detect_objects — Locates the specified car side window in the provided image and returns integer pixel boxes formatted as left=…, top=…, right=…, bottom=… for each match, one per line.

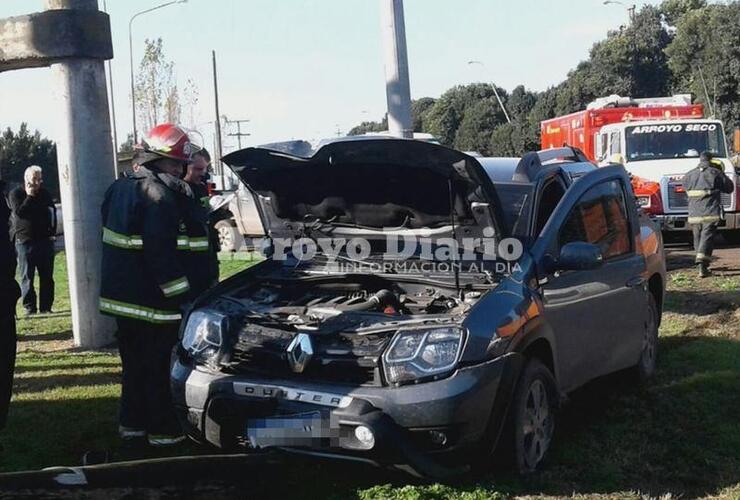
left=535, top=178, right=566, bottom=236
left=559, top=180, right=632, bottom=259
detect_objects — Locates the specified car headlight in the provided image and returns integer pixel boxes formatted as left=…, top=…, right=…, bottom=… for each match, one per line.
left=182, top=309, right=227, bottom=367
left=382, top=326, right=465, bottom=385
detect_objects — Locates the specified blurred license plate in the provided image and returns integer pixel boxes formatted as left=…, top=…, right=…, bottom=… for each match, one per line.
left=246, top=412, right=328, bottom=448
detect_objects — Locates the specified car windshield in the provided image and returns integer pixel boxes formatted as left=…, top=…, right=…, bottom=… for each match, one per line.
left=625, top=122, right=727, bottom=162
left=494, top=182, right=533, bottom=238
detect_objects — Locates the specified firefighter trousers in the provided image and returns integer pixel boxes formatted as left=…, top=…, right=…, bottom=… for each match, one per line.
left=692, top=222, right=718, bottom=263
left=116, top=318, right=181, bottom=436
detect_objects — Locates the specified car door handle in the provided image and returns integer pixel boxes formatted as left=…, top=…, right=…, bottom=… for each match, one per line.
left=626, top=276, right=645, bottom=288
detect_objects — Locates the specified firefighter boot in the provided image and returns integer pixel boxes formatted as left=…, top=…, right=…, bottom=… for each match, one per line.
left=698, top=262, right=712, bottom=278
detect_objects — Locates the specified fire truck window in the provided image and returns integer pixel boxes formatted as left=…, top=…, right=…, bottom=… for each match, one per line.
left=559, top=180, right=631, bottom=260
left=596, top=133, right=608, bottom=161
left=535, top=179, right=565, bottom=236
left=609, top=131, right=622, bottom=155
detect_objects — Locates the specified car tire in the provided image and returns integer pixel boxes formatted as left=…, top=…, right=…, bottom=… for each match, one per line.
left=631, top=293, right=659, bottom=382
left=509, top=358, right=557, bottom=475
left=215, top=219, right=239, bottom=252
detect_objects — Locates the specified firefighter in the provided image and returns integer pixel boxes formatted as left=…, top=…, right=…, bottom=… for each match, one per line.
left=100, top=124, right=210, bottom=446
left=0, top=177, right=20, bottom=432
left=184, top=148, right=219, bottom=286
left=681, top=151, right=735, bottom=277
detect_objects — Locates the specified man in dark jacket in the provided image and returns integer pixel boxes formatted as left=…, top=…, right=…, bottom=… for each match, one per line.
left=681, top=151, right=735, bottom=277
left=9, top=166, right=56, bottom=315
left=100, top=124, right=211, bottom=446
left=0, top=178, right=21, bottom=430
left=184, top=148, right=219, bottom=286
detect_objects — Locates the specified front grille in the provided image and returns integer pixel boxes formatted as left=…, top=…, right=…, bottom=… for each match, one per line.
left=665, top=180, right=733, bottom=211
left=225, top=321, right=389, bottom=387
left=666, top=182, right=688, bottom=210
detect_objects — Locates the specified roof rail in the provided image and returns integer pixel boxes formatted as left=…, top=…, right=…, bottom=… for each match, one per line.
left=512, top=146, right=591, bottom=182
left=537, top=146, right=590, bottom=164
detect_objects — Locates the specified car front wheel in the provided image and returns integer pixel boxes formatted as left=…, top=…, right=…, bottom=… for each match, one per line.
left=632, top=293, right=659, bottom=381
left=511, top=358, right=557, bottom=474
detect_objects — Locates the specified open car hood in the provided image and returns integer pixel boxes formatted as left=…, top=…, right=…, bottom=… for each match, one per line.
left=222, top=138, right=503, bottom=242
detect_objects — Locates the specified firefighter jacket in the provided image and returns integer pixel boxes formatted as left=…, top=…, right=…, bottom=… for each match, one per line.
left=0, top=182, right=20, bottom=317
left=681, top=159, right=735, bottom=225
left=99, top=167, right=211, bottom=324
left=187, top=181, right=220, bottom=286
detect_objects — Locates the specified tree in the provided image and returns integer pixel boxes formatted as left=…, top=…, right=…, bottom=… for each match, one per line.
left=660, top=0, right=707, bottom=26
left=347, top=98, right=436, bottom=137
left=410, top=97, right=436, bottom=132
left=134, top=38, right=181, bottom=133
left=182, top=78, right=200, bottom=130
left=119, top=134, right=135, bottom=154
left=551, top=5, right=674, bottom=116
left=666, top=2, right=740, bottom=147
left=0, top=124, right=58, bottom=199
left=424, top=83, right=508, bottom=150
left=345, top=1, right=738, bottom=156
left=348, top=115, right=388, bottom=136
left=507, top=86, right=538, bottom=120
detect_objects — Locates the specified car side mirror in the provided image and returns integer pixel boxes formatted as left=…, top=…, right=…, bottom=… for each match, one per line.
left=556, top=242, right=603, bottom=271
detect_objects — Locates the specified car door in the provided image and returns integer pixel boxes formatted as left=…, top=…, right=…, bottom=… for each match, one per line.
left=531, top=166, right=648, bottom=391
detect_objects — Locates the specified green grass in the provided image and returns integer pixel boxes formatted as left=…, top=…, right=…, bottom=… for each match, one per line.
left=3, top=251, right=739, bottom=499
left=2, top=252, right=258, bottom=472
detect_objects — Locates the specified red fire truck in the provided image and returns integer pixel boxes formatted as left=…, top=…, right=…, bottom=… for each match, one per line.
left=541, top=94, right=739, bottom=242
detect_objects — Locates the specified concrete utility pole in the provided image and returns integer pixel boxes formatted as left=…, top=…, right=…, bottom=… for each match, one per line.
left=44, top=0, right=117, bottom=348
left=0, top=0, right=116, bottom=347
left=379, top=0, right=413, bottom=139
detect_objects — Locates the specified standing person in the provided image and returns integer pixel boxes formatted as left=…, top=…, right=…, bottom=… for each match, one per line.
left=682, top=151, right=735, bottom=277
left=0, top=176, right=19, bottom=427
left=100, top=124, right=210, bottom=446
left=0, top=177, right=21, bottom=431
left=9, top=166, right=56, bottom=316
left=184, top=148, right=219, bottom=286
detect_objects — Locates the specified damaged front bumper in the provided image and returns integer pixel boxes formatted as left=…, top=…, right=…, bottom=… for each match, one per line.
left=171, top=353, right=523, bottom=477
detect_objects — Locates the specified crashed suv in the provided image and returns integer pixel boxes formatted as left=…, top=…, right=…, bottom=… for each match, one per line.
left=171, top=139, right=666, bottom=476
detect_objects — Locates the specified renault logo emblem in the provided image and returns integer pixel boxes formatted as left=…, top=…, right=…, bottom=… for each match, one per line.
left=286, top=333, right=314, bottom=373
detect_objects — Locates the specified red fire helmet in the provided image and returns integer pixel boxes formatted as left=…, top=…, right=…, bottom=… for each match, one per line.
left=139, top=123, right=199, bottom=163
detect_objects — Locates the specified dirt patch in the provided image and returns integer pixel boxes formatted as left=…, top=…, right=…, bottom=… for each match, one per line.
left=666, top=241, right=740, bottom=276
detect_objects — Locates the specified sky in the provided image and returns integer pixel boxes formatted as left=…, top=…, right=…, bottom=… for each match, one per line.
left=0, top=0, right=662, bottom=154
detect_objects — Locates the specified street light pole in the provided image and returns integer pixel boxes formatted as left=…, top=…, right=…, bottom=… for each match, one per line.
left=603, top=0, right=635, bottom=25
left=128, top=0, right=187, bottom=143
left=467, top=60, right=511, bottom=124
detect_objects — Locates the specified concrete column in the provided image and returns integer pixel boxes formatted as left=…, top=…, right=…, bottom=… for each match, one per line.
left=46, top=0, right=116, bottom=347
left=380, top=0, right=413, bottom=139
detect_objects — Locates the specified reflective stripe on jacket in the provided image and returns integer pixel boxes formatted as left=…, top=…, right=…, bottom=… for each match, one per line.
left=681, top=160, right=735, bottom=224
left=99, top=167, right=211, bottom=324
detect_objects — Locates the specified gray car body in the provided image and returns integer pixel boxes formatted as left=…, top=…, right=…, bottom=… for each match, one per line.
left=170, top=140, right=666, bottom=476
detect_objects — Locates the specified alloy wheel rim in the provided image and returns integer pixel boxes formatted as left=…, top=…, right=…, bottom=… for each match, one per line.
left=522, top=379, right=553, bottom=469
left=219, top=227, right=233, bottom=248
left=642, top=304, right=657, bottom=370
